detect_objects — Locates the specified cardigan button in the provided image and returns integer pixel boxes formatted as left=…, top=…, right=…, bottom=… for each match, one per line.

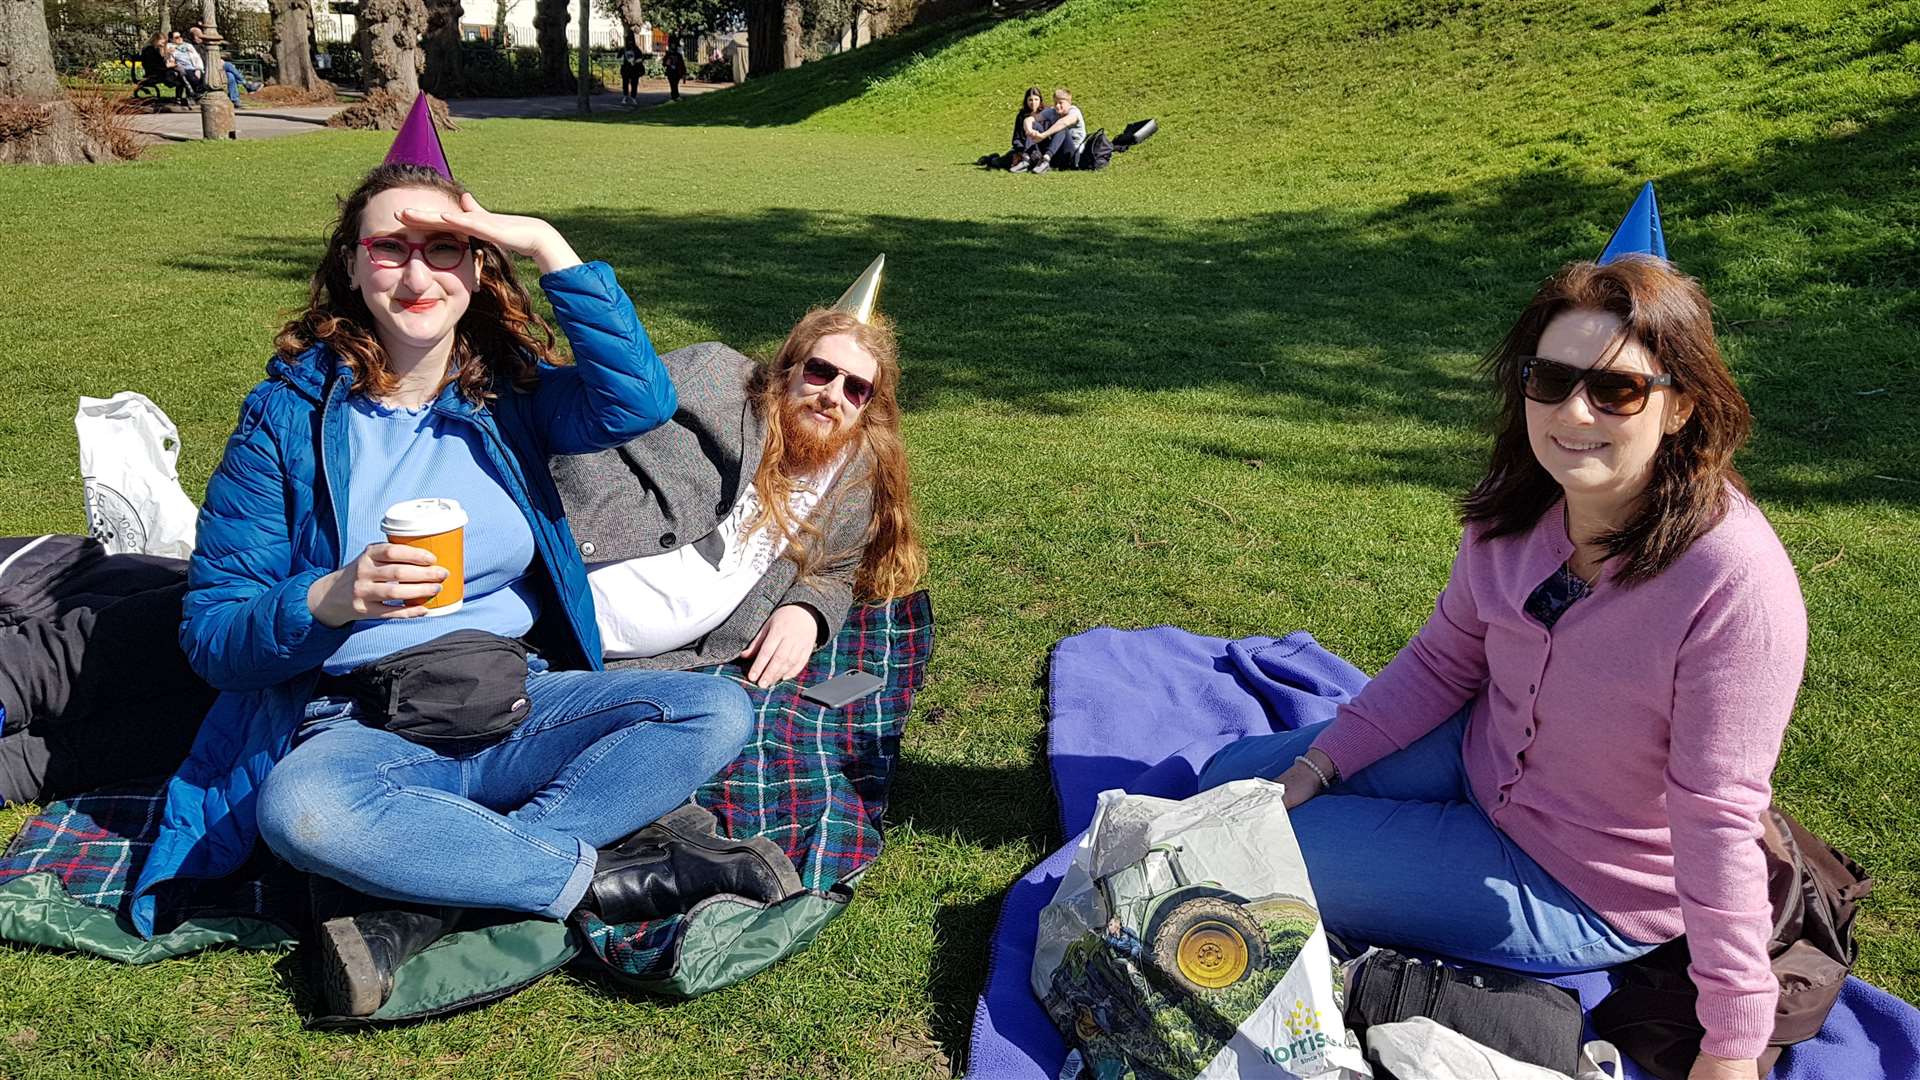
left=659, top=532, right=677, bottom=548
left=580, top=541, right=596, bottom=557
left=1528, top=684, right=1536, bottom=694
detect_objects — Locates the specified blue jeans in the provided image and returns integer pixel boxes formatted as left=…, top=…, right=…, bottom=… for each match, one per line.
left=1197, top=709, right=1657, bottom=973
left=223, top=62, right=241, bottom=105
left=256, top=662, right=753, bottom=919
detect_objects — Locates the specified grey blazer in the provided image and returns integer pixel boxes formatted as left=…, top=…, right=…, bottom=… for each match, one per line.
left=550, top=342, right=872, bottom=671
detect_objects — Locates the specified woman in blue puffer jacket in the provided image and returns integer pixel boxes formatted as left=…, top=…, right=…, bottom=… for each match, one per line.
left=131, top=164, right=764, bottom=1019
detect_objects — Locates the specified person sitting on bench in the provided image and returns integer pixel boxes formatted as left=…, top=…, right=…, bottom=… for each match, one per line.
left=133, top=34, right=171, bottom=100
left=168, top=31, right=205, bottom=100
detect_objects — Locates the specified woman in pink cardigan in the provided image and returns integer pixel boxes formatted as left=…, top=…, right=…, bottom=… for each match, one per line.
left=1199, top=256, right=1804, bottom=1080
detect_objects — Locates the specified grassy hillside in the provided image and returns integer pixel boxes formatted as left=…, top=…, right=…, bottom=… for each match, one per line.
left=0, top=0, right=1914, bottom=1076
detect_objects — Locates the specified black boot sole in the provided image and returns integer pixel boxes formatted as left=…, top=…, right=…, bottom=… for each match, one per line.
left=317, top=915, right=386, bottom=1018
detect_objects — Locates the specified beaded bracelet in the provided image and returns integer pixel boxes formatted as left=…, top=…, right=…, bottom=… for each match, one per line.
left=1294, top=754, right=1336, bottom=790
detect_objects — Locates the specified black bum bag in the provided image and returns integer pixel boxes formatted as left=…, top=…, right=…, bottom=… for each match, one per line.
left=326, top=629, right=533, bottom=750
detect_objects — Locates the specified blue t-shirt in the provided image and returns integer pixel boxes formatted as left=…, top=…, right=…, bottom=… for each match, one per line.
left=322, top=397, right=540, bottom=674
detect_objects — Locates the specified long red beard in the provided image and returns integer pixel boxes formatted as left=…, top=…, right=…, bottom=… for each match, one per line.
left=778, top=396, right=860, bottom=473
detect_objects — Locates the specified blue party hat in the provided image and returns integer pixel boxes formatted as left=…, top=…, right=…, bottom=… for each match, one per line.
left=1597, top=181, right=1666, bottom=264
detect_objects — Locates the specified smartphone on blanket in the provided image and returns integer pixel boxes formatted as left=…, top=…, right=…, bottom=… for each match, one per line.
left=801, top=670, right=884, bottom=709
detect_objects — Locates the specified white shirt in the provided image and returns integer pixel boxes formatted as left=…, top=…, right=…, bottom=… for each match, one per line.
left=590, top=457, right=844, bottom=659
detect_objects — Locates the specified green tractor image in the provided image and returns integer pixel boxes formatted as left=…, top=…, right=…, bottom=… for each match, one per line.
left=1095, top=842, right=1313, bottom=995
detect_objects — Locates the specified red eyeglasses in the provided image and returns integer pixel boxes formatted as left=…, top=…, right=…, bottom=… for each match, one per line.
left=801, top=358, right=875, bottom=408
left=358, top=234, right=471, bottom=271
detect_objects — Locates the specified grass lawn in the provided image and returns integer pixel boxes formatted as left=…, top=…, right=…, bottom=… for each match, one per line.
left=1, top=0, right=1915, bottom=1075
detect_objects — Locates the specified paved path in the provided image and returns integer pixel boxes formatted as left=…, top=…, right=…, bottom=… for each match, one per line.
left=125, top=82, right=725, bottom=145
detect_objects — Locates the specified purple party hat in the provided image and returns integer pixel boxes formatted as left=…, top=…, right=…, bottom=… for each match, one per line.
left=1597, top=181, right=1666, bottom=264
left=383, top=93, right=452, bottom=181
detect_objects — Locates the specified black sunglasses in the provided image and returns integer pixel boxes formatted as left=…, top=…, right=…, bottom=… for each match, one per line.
left=1519, top=356, right=1673, bottom=417
left=801, top=357, right=875, bottom=408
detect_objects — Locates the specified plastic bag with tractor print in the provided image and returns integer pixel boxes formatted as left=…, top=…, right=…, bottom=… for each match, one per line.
left=1032, top=780, right=1371, bottom=1080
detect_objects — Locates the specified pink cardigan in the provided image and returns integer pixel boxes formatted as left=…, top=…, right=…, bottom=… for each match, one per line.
left=1312, top=492, right=1806, bottom=1060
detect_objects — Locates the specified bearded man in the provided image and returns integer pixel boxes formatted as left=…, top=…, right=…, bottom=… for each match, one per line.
left=550, top=256, right=925, bottom=686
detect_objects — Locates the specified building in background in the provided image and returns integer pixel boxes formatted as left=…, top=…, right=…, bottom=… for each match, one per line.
left=316, top=0, right=622, bottom=48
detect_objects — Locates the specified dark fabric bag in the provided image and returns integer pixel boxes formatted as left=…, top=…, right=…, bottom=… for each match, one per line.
left=339, top=629, right=532, bottom=750
left=1590, top=806, right=1873, bottom=1080
left=1114, top=117, right=1158, bottom=149
left=1076, top=128, right=1115, bottom=171
left=0, top=534, right=187, bottom=626
left=1343, top=948, right=1585, bottom=1077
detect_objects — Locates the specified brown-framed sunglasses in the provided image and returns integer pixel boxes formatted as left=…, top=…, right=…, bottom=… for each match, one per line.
left=1519, top=356, right=1673, bottom=417
left=801, top=357, right=875, bottom=408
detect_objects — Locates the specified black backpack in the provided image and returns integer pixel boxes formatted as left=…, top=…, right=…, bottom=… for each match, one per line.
left=1077, top=128, right=1115, bottom=171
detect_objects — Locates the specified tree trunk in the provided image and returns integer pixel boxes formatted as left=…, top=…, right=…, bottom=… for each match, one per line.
left=360, top=0, right=425, bottom=98
left=532, top=0, right=571, bottom=91
left=780, top=0, right=801, bottom=67
left=267, top=0, right=323, bottom=90
left=613, top=0, right=642, bottom=42
left=746, top=0, right=782, bottom=76
left=420, top=0, right=463, bottom=96
left=1, top=0, right=118, bottom=163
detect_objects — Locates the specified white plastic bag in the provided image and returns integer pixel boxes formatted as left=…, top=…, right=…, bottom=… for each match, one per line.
left=74, top=392, right=199, bottom=559
left=1366, top=1017, right=1623, bottom=1080
left=1034, top=780, right=1371, bottom=1079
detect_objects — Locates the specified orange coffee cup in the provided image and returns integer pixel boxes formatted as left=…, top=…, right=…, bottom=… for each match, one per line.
left=381, top=497, right=467, bottom=615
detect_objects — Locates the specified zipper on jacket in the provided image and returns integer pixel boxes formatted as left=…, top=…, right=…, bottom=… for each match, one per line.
left=319, top=379, right=351, bottom=558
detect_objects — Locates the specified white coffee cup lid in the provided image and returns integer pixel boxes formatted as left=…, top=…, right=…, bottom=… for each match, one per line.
left=382, top=497, right=468, bottom=536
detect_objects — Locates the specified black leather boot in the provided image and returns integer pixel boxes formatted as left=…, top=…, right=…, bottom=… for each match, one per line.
left=582, top=804, right=803, bottom=925
left=314, top=906, right=456, bottom=1017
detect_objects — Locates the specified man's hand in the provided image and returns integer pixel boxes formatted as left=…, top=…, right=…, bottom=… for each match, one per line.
left=738, top=604, right=819, bottom=688
left=1688, top=1053, right=1760, bottom=1080
left=306, top=542, right=448, bottom=628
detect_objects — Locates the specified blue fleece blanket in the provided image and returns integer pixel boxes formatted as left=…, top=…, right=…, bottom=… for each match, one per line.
left=965, top=626, right=1920, bottom=1079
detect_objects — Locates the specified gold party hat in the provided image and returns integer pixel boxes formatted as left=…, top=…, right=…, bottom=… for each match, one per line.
left=831, top=254, right=885, bottom=324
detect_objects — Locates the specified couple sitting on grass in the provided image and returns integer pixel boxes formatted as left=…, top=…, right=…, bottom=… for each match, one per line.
left=7, top=97, right=1797, bottom=1079
left=1007, top=86, right=1088, bottom=172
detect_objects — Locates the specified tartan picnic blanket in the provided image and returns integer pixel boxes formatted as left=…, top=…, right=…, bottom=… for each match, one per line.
left=577, top=589, right=935, bottom=978
left=0, top=591, right=934, bottom=978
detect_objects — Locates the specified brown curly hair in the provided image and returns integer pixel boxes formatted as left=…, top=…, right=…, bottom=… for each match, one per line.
left=275, top=164, right=562, bottom=402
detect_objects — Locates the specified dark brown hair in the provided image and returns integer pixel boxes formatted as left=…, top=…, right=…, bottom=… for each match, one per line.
left=1460, top=256, right=1752, bottom=583
left=276, top=164, right=561, bottom=403
left=747, top=308, right=926, bottom=600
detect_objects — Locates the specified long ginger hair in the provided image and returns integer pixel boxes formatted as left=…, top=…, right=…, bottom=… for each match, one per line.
left=747, top=309, right=926, bottom=600
left=276, top=164, right=561, bottom=402
left=1461, top=256, right=1753, bottom=583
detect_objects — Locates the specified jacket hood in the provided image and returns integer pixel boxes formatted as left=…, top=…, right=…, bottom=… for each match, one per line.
left=265, top=342, right=340, bottom=404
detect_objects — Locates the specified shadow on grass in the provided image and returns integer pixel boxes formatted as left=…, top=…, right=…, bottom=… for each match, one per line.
left=175, top=93, right=1916, bottom=513
left=525, top=98, right=1916, bottom=506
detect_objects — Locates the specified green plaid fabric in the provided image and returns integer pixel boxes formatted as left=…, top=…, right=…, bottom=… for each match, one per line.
left=0, top=592, right=933, bottom=985
left=576, top=591, right=934, bottom=979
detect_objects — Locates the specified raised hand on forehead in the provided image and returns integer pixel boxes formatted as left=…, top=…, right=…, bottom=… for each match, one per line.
left=399, top=193, right=582, bottom=275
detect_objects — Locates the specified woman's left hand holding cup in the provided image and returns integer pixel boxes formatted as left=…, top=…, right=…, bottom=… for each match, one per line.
left=399, top=193, right=582, bottom=276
